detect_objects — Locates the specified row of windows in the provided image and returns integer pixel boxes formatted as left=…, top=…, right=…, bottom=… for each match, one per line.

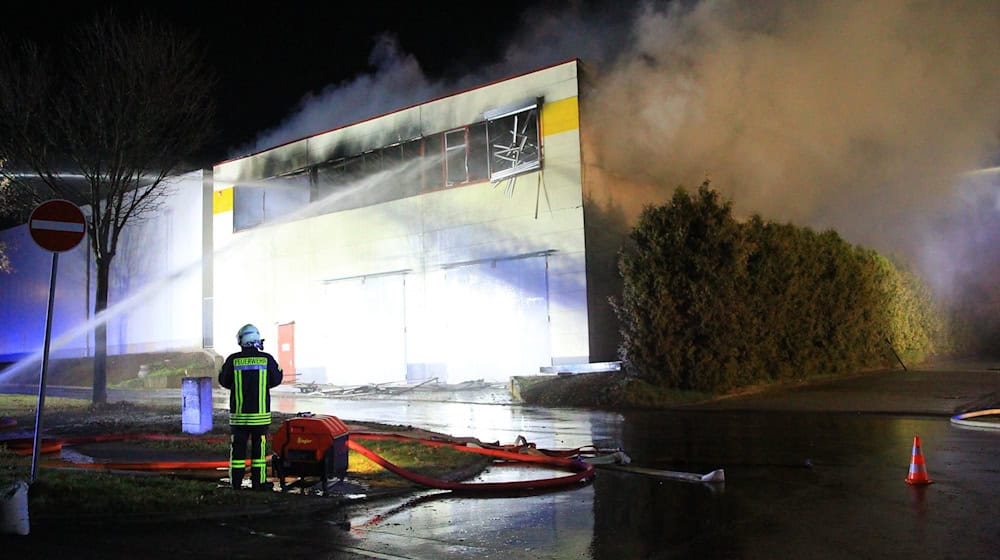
left=234, top=103, right=541, bottom=231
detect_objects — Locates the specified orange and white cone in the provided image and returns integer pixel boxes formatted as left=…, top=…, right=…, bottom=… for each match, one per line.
left=905, top=435, right=933, bottom=485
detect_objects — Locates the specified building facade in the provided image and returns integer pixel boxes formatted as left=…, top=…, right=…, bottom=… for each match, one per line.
left=211, top=59, right=594, bottom=385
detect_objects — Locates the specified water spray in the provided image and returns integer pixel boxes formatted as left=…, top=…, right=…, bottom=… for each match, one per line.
left=0, top=154, right=443, bottom=389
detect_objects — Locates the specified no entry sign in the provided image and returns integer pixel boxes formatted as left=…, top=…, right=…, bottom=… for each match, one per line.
left=29, top=199, right=86, bottom=252
left=27, top=199, right=87, bottom=481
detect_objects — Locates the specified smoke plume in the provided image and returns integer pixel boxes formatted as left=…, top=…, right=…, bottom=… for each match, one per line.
left=246, top=0, right=1000, bottom=347
left=587, top=1, right=1000, bottom=259
left=245, top=35, right=442, bottom=153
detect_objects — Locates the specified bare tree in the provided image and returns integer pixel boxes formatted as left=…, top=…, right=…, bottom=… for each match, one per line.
left=0, top=160, right=11, bottom=273
left=0, top=12, right=216, bottom=403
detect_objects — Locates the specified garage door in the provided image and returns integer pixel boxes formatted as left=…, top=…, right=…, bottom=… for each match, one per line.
left=431, top=255, right=550, bottom=382
left=322, top=273, right=406, bottom=385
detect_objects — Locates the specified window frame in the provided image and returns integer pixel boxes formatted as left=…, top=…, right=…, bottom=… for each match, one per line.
left=484, top=98, right=542, bottom=182
left=232, top=101, right=544, bottom=232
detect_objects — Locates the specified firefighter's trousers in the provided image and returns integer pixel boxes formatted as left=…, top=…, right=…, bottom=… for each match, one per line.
left=230, top=424, right=269, bottom=488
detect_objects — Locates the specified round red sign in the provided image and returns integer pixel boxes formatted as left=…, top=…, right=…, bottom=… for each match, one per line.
left=29, top=199, right=86, bottom=252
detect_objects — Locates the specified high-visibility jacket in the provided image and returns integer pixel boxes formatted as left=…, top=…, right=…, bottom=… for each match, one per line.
left=218, top=348, right=283, bottom=426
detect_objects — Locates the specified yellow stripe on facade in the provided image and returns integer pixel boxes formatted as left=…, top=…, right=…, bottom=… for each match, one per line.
left=213, top=187, right=234, bottom=214
left=542, top=96, right=579, bottom=136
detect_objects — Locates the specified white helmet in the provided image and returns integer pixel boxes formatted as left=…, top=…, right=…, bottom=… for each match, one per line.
left=237, top=324, right=262, bottom=348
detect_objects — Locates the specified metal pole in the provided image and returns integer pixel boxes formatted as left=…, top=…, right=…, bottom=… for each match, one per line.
left=30, top=252, right=59, bottom=483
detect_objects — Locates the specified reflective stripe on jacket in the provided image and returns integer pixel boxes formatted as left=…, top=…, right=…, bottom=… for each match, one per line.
left=218, top=349, right=283, bottom=426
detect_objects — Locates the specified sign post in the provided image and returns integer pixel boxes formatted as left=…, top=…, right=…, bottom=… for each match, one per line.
left=27, top=200, right=86, bottom=483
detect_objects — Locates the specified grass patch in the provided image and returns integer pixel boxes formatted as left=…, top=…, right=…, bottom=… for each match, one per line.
left=619, top=378, right=714, bottom=408
left=30, top=471, right=283, bottom=514
left=0, top=395, right=492, bottom=517
left=1, top=394, right=91, bottom=415
left=348, top=439, right=491, bottom=486
left=2, top=452, right=286, bottom=516
left=112, top=356, right=217, bottom=389
left=116, top=435, right=230, bottom=453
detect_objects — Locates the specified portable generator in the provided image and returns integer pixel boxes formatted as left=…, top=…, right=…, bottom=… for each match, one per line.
left=271, top=412, right=349, bottom=493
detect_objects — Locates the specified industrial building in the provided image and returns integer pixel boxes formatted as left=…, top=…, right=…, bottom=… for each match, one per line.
left=1, top=59, right=644, bottom=387
left=209, top=59, right=628, bottom=385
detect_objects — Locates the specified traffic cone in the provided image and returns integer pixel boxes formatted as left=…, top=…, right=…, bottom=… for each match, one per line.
left=905, top=435, right=933, bottom=485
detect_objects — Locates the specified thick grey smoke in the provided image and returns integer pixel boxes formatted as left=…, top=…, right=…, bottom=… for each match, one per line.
left=242, top=4, right=637, bottom=154
left=245, top=35, right=444, bottom=154
left=246, top=0, right=1000, bottom=300
left=585, top=0, right=1000, bottom=305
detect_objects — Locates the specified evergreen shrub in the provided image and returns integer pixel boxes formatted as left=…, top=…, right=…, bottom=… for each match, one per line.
left=613, top=182, right=943, bottom=392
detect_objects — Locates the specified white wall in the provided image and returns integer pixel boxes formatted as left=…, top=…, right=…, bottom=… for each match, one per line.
left=0, top=171, right=204, bottom=374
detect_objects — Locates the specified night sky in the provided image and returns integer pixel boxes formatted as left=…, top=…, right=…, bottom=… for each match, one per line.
left=1, top=0, right=572, bottom=165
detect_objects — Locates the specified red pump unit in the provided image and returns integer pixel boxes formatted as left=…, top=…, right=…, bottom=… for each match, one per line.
left=271, top=412, right=349, bottom=493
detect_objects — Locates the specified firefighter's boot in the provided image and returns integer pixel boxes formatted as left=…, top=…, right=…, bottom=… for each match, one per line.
left=230, top=467, right=245, bottom=489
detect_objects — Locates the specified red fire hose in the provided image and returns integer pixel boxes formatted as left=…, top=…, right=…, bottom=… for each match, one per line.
left=2, top=431, right=597, bottom=491
left=3, top=433, right=232, bottom=470
left=348, top=432, right=595, bottom=491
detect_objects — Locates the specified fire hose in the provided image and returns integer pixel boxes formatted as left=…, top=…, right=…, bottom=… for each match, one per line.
left=348, top=432, right=594, bottom=491
left=2, top=431, right=597, bottom=491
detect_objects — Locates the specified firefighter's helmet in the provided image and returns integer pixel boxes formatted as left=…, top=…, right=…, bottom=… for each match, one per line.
left=237, top=324, right=262, bottom=348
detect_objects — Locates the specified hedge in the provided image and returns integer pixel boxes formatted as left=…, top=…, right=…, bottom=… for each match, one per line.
left=613, top=183, right=945, bottom=393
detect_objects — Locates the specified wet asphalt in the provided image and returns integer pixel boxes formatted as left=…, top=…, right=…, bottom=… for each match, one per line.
left=3, top=361, right=1000, bottom=559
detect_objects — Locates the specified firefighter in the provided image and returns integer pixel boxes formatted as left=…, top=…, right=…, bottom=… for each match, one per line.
left=218, top=324, right=283, bottom=490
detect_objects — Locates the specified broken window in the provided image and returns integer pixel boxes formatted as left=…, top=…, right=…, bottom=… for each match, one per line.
left=422, top=132, right=444, bottom=190
left=233, top=103, right=542, bottom=232
left=233, top=185, right=264, bottom=231
left=468, top=122, right=489, bottom=181
left=485, top=100, right=541, bottom=182
left=445, top=128, right=468, bottom=186
left=399, top=139, right=424, bottom=197
left=233, top=172, right=310, bottom=231
left=363, top=150, right=382, bottom=175
left=444, top=124, right=489, bottom=186
left=312, top=157, right=370, bottom=213
left=263, top=172, right=311, bottom=223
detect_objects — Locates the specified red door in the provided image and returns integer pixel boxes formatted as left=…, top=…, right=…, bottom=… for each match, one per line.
left=277, top=322, right=296, bottom=384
